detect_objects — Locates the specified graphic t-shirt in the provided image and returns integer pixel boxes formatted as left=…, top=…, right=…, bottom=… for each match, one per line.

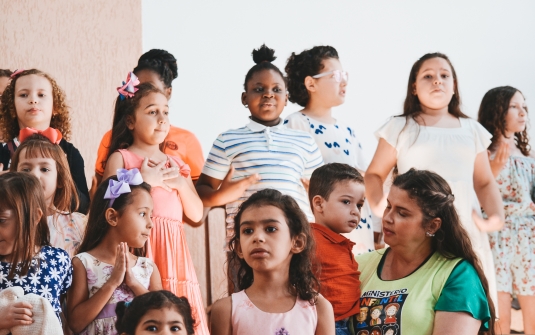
left=355, top=249, right=490, bottom=335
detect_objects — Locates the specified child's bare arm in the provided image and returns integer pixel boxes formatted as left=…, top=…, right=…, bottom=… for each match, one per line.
left=315, top=295, right=335, bottom=335
left=195, top=167, right=260, bottom=207
left=210, top=296, right=232, bottom=335
left=101, top=152, right=125, bottom=181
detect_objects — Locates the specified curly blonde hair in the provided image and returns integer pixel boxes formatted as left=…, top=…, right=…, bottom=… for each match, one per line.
left=0, top=69, right=71, bottom=141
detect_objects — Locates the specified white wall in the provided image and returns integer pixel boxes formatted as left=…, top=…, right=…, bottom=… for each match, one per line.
left=142, top=0, right=535, bottom=161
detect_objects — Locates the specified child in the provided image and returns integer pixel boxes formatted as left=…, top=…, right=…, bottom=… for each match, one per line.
left=309, top=163, right=364, bottom=335
left=0, top=172, right=72, bottom=325
left=210, top=189, right=334, bottom=335
left=285, top=46, right=375, bottom=254
left=94, top=49, right=204, bottom=186
left=478, top=86, right=535, bottom=334
left=10, top=132, right=86, bottom=258
left=67, top=171, right=163, bottom=334
left=0, top=69, right=90, bottom=213
left=115, top=290, right=195, bottom=335
left=196, top=44, right=323, bottom=239
left=364, top=52, right=504, bottom=308
left=102, top=78, right=208, bottom=335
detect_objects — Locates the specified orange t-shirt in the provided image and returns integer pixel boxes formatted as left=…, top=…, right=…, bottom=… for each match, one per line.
left=312, top=223, right=361, bottom=321
left=95, top=126, right=205, bottom=180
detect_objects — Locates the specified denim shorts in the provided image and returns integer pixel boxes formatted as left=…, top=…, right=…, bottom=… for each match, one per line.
left=335, top=318, right=350, bottom=335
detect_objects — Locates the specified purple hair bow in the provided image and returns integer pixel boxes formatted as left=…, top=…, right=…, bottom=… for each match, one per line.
left=104, top=168, right=143, bottom=207
left=117, top=72, right=140, bottom=100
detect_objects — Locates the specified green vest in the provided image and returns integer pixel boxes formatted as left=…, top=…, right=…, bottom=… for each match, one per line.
left=355, top=250, right=461, bottom=335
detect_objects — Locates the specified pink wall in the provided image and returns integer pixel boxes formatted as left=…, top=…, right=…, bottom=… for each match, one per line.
left=0, top=0, right=142, bottom=184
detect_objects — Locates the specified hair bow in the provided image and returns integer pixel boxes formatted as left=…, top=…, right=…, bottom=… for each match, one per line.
left=117, top=72, right=140, bottom=100
left=104, top=168, right=144, bottom=207
left=10, top=69, right=24, bottom=79
left=19, top=127, right=63, bottom=144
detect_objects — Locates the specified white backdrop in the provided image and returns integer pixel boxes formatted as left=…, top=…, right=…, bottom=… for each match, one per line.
left=142, top=0, right=535, bottom=161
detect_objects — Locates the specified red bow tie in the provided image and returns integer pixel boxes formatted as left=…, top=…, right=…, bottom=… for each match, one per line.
left=19, top=127, right=63, bottom=144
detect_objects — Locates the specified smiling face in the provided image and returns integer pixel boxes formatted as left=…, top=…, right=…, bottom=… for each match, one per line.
left=129, top=92, right=169, bottom=146
left=0, top=208, right=18, bottom=259
left=237, top=205, right=298, bottom=273
left=242, top=69, right=287, bottom=126
left=14, top=74, right=54, bottom=131
left=413, top=57, right=455, bottom=113
left=505, top=91, right=528, bottom=135
left=16, top=149, right=58, bottom=210
left=114, top=189, right=154, bottom=248
left=314, top=180, right=365, bottom=234
left=309, top=57, right=347, bottom=108
left=134, top=307, right=188, bottom=335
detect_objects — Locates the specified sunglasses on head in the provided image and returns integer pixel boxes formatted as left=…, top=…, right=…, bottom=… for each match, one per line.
left=312, top=70, right=349, bottom=83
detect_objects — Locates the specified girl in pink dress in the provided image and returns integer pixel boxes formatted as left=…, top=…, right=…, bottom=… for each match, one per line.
left=102, top=74, right=207, bottom=334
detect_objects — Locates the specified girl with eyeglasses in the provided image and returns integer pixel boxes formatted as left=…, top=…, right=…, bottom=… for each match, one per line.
left=285, top=46, right=376, bottom=258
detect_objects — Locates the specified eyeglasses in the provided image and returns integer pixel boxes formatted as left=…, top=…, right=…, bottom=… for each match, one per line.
left=312, top=70, right=349, bottom=83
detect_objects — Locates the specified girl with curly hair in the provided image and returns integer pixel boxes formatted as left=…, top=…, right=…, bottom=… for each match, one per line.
left=0, top=69, right=89, bottom=213
left=478, top=86, right=535, bottom=334
left=210, top=189, right=334, bottom=335
left=285, top=46, right=375, bottom=255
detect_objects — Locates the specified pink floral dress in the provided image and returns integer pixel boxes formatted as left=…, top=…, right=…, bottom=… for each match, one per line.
left=489, top=155, right=535, bottom=295
left=47, top=211, right=86, bottom=258
left=75, top=252, right=154, bottom=335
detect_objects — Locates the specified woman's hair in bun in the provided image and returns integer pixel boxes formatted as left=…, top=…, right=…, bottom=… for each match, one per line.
left=243, top=44, right=285, bottom=90
left=134, top=49, right=178, bottom=88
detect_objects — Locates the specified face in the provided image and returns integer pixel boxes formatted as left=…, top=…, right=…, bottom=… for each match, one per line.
left=314, top=181, right=365, bottom=234
left=357, top=308, right=368, bottom=321
left=16, top=149, right=58, bottom=209
left=132, top=307, right=188, bottom=335
left=386, top=306, right=397, bottom=316
left=0, top=209, right=17, bottom=259
left=14, top=75, right=54, bottom=131
left=136, top=69, right=172, bottom=100
left=237, top=205, right=300, bottom=273
left=129, top=92, right=169, bottom=146
left=413, top=57, right=455, bottom=112
left=115, top=189, right=154, bottom=248
left=242, top=69, right=287, bottom=126
left=382, top=186, right=428, bottom=248
left=310, top=58, right=347, bottom=107
left=0, top=76, right=10, bottom=96
left=504, top=91, right=527, bottom=135
left=371, top=309, right=381, bottom=318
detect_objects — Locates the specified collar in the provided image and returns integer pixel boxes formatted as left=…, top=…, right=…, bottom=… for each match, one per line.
left=311, top=223, right=354, bottom=246
left=245, top=117, right=285, bottom=132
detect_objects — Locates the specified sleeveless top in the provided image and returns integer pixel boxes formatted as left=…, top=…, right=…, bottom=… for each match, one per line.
left=356, top=250, right=461, bottom=335
left=231, top=290, right=318, bottom=335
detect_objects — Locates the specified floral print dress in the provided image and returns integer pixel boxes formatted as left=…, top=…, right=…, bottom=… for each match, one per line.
left=75, top=252, right=154, bottom=335
left=489, top=155, right=535, bottom=295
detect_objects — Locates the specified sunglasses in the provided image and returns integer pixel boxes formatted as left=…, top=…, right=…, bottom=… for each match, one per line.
left=312, top=70, right=349, bottom=83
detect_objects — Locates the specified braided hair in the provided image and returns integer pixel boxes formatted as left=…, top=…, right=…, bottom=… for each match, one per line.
left=134, top=49, right=178, bottom=89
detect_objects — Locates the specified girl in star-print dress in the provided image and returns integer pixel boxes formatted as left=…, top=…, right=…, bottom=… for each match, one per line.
left=0, top=172, right=72, bottom=325
left=285, top=45, right=376, bottom=256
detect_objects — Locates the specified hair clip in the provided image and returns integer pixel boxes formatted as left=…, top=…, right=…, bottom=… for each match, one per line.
left=104, top=168, right=143, bottom=207
left=117, top=72, right=140, bottom=100
left=10, top=69, right=24, bottom=79
left=124, top=302, right=131, bottom=308
left=19, top=127, right=63, bottom=144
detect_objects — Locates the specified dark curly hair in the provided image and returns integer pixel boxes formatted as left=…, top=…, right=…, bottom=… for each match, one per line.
left=402, top=52, right=468, bottom=120
left=105, top=82, right=165, bottom=167
left=243, top=44, right=285, bottom=91
left=393, top=169, right=495, bottom=335
left=477, top=86, right=529, bottom=156
left=285, top=46, right=339, bottom=107
left=229, top=188, right=320, bottom=304
left=0, top=69, right=12, bottom=78
left=0, top=69, right=72, bottom=141
left=116, top=290, right=195, bottom=335
left=134, top=49, right=178, bottom=89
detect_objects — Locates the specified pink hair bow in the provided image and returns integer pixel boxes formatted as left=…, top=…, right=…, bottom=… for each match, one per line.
left=19, top=127, right=63, bottom=144
left=117, top=72, right=140, bottom=100
left=10, top=69, right=24, bottom=79
left=104, top=168, right=144, bottom=207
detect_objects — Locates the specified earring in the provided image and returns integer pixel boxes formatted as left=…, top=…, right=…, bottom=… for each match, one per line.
left=244, top=104, right=248, bottom=108
left=426, top=231, right=435, bottom=237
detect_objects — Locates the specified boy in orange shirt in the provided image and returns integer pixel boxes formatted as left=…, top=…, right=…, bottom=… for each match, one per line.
left=309, top=163, right=364, bottom=335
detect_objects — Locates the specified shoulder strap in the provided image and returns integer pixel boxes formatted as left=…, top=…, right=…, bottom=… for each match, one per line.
left=6, top=141, right=16, bottom=158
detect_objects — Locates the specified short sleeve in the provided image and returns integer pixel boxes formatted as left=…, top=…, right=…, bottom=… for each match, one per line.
left=201, top=134, right=232, bottom=180
left=182, top=133, right=205, bottom=181
left=470, top=119, right=492, bottom=153
left=303, top=135, right=324, bottom=179
left=95, top=130, right=112, bottom=175
left=284, top=112, right=311, bottom=133
left=435, top=260, right=491, bottom=330
left=59, top=249, right=73, bottom=295
left=374, top=116, right=407, bottom=149
left=169, top=155, right=191, bottom=178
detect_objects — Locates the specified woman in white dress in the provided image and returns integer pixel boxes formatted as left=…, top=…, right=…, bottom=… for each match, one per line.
left=364, top=53, right=504, bottom=308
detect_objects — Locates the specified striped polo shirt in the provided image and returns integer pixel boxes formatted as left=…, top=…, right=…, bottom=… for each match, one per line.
left=202, top=118, right=323, bottom=232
